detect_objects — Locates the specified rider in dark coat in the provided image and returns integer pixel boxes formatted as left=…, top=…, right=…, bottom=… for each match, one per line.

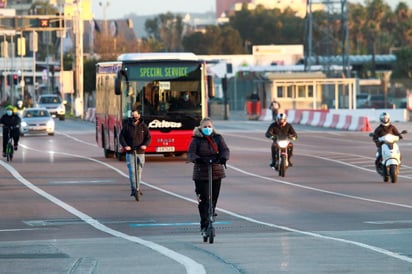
left=0, top=105, right=21, bottom=156
left=372, top=112, right=402, bottom=168
left=265, top=112, right=297, bottom=168
left=119, top=109, right=151, bottom=199
left=187, top=117, right=230, bottom=235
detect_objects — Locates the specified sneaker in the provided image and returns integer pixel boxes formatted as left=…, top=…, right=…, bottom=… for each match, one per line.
left=200, top=228, right=207, bottom=237
left=134, top=190, right=140, bottom=202
left=269, top=162, right=275, bottom=168
left=14, top=145, right=18, bottom=151
left=130, top=189, right=136, bottom=196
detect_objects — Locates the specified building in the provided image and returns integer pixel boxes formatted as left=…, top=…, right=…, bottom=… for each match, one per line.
left=217, top=0, right=323, bottom=19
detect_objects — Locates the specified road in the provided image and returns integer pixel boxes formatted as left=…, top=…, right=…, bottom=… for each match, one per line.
left=1, top=119, right=412, bottom=273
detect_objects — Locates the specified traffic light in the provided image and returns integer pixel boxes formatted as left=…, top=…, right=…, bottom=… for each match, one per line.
left=38, top=18, right=50, bottom=28
left=17, top=37, right=26, bottom=56
left=13, top=75, right=18, bottom=85
left=54, top=13, right=64, bottom=28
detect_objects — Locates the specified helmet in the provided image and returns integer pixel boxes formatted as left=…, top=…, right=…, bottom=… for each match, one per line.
left=277, top=113, right=287, bottom=123
left=380, top=112, right=390, bottom=126
left=5, top=105, right=14, bottom=111
left=17, top=100, right=23, bottom=108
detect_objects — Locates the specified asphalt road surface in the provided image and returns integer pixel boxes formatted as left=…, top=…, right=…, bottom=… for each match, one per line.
left=1, top=118, right=412, bottom=273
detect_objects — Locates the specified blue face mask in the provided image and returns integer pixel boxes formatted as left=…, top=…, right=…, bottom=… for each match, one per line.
left=6, top=110, right=12, bottom=116
left=201, top=127, right=213, bottom=136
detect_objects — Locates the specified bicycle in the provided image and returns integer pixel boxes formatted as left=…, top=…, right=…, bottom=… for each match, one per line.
left=4, top=126, right=15, bottom=162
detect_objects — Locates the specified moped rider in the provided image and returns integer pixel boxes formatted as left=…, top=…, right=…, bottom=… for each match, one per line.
left=265, top=113, right=297, bottom=168
left=372, top=112, right=402, bottom=170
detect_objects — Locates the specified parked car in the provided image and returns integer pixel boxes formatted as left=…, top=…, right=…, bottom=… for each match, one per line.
left=358, top=94, right=386, bottom=108
left=36, top=94, right=66, bottom=120
left=20, top=108, right=55, bottom=136
left=356, top=93, right=369, bottom=108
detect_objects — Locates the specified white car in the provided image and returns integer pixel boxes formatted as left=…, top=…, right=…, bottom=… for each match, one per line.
left=20, top=108, right=55, bottom=136
left=37, top=94, right=66, bottom=120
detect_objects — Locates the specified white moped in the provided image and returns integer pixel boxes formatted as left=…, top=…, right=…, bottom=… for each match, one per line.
left=370, top=130, right=407, bottom=183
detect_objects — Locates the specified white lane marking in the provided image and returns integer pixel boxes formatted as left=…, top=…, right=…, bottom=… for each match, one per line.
left=48, top=180, right=115, bottom=184
left=365, top=220, right=412, bottom=225
left=0, top=156, right=205, bottom=274
left=0, top=228, right=48, bottom=232
left=59, top=132, right=98, bottom=147
left=229, top=162, right=412, bottom=209
left=11, top=139, right=412, bottom=265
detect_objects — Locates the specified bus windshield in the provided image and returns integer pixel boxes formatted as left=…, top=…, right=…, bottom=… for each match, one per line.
left=120, top=61, right=203, bottom=127
left=123, top=80, right=201, bottom=117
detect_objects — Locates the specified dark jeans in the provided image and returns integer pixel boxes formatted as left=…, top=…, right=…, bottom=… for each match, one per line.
left=194, top=179, right=221, bottom=230
left=2, top=128, right=19, bottom=153
left=272, top=110, right=278, bottom=121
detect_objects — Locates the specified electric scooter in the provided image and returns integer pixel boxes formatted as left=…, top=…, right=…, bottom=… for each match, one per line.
left=133, top=149, right=142, bottom=201
left=203, top=159, right=215, bottom=244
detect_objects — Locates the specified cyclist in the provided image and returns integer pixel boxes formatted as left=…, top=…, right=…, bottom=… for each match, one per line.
left=0, top=105, right=21, bottom=157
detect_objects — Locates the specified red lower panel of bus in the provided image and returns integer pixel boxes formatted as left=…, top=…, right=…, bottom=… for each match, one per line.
left=146, top=130, right=193, bottom=154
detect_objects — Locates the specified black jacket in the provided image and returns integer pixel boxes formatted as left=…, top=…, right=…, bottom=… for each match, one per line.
left=373, top=124, right=402, bottom=146
left=187, top=127, right=230, bottom=181
left=0, top=114, right=21, bottom=131
left=265, top=122, right=297, bottom=140
left=119, top=117, right=151, bottom=154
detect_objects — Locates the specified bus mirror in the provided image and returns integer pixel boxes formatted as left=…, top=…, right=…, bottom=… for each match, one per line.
left=114, top=77, right=121, bottom=95
left=114, top=69, right=129, bottom=95
left=207, top=75, right=215, bottom=98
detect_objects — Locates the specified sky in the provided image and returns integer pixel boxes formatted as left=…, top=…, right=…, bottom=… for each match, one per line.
left=92, top=0, right=215, bottom=19
left=91, top=0, right=412, bottom=20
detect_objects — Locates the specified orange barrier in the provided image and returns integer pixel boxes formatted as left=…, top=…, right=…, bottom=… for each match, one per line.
left=285, top=109, right=372, bottom=132
left=245, top=100, right=261, bottom=120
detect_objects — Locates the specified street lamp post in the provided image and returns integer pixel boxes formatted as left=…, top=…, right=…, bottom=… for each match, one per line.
left=99, top=1, right=110, bottom=34
left=74, top=0, right=84, bottom=118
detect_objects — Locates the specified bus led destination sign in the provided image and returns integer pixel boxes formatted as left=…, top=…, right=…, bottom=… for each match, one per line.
left=139, top=67, right=188, bottom=78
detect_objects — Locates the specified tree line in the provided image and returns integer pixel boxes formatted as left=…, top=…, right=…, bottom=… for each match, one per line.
left=88, top=0, right=412, bottom=93
left=141, top=0, right=412, bottom=56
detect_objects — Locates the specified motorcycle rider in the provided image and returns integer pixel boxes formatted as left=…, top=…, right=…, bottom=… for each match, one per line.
left=265, top=113, right=297, bottom=168
left=15, top=100, right=25, bottom=117
left=372, top=112, right=403, bottom=170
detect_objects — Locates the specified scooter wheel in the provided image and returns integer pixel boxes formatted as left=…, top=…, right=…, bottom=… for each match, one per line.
left=209, top=234, right=214, bottom=244
left=208, top=227, right=215, bottom=244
